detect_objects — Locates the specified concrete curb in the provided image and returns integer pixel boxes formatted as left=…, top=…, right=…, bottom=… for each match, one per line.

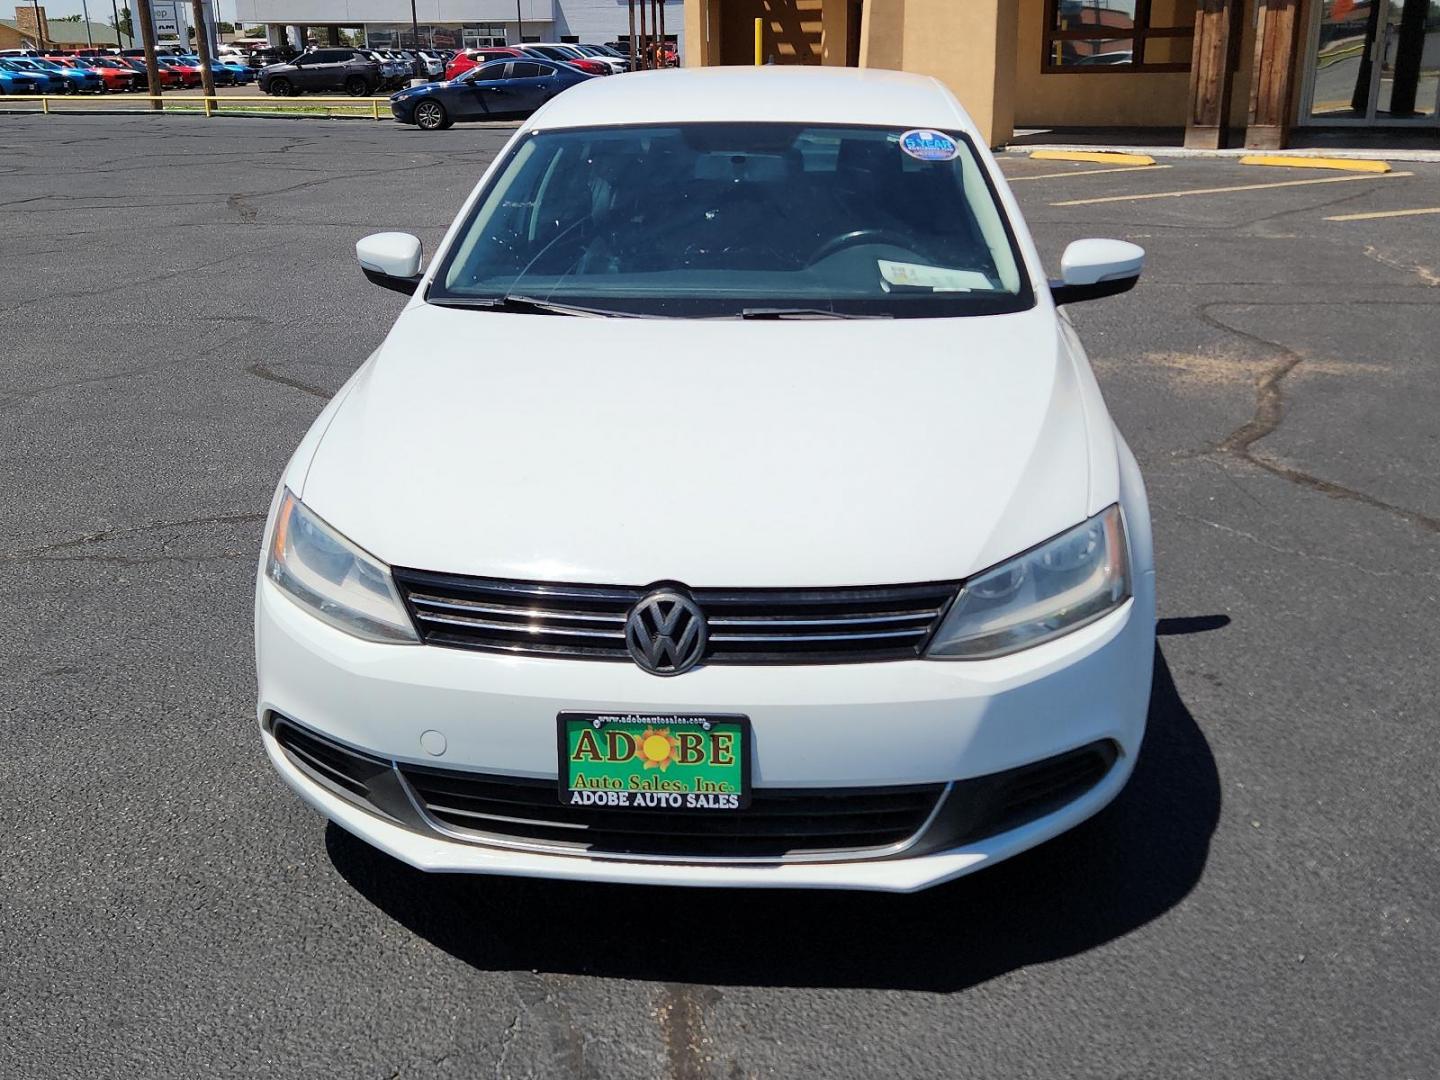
left=1004, top=143, right=1440, bottom=164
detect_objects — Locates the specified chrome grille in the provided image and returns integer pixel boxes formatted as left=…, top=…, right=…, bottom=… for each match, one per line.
left=391, top=569, right=959, bottom=665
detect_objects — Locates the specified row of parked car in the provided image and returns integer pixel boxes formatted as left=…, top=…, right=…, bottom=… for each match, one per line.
left=0, top=49, right=256, bottom=93
left=0, top=41, right=677, bottom=101
left=253, top=41, right=654, bottom=98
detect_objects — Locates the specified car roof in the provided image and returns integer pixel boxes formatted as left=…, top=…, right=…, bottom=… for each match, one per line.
left=532, top=67, right=976, bottom=135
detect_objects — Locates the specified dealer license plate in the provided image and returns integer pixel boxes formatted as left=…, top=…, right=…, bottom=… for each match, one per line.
left=557, top=712, right=750, bottom=811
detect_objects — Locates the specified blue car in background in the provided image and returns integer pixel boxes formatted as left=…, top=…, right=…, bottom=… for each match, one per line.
left=0, top=59, right=53, bottom=93
left=390, top=57, right=593, bottom=130
left=213, top=58, right=255, bottom=85
left=178, top=55, right=237, bottom=86
left=27, top=56, right=103, bottom=92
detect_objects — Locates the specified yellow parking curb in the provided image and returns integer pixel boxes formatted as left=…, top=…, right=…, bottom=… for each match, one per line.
left=1239, top=155, right=1391, bottom=173
left=1030, top=150, right=1157, bottom=167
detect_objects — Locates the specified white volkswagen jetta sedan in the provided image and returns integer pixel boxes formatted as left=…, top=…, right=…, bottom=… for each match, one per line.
left=256, top=67, right=1155, bottom=892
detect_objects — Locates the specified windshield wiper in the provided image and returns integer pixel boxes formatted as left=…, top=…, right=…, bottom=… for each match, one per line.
left=739, top=307, right=891, bottom=320
left=428, top=294, right=637, bottom=318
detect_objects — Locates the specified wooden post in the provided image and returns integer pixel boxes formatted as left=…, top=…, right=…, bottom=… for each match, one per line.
left=658, top=0, right=666, bottom=65
left=132, top=0, right=164, bottom=111
left=627, top=0, right=637, bottom=69
left=1183, top=0, right=1243, bottom=149
left=190, top=0, right=217, bottom=102
left=1245, top=0, right=1303, bottom=149
left=638, top=0, right=647, bottom=68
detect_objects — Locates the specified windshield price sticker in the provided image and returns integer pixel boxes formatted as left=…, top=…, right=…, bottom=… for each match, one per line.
left=899, top=129, right=961, bottom=161
left=557, top=712, right=751, bottom=811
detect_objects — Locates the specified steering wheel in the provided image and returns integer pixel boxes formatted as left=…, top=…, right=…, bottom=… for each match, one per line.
left=805, top=228, right=918, bottom=266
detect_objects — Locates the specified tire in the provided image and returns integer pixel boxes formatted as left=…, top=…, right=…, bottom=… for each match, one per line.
left=267, top=77, right=292, bottom=97
left=344, top=75, right=367, bottom=97
left=413, top=99, right=447, bottom=131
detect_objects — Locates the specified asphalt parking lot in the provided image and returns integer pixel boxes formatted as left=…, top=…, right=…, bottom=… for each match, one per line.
left=2, top=115, right=1438, bottom=1079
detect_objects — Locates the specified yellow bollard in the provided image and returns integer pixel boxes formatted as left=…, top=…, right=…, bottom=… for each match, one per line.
left=755, top=17, right=763, bottom=65
left=42, top=95, right=50, bottom=115
left=204, top=96, right=213, bottom=118
left=372, top=99, right=380, bottom=121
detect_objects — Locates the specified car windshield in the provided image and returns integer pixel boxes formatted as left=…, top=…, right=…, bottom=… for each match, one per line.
left=430, top=123, right=1031, bottom=319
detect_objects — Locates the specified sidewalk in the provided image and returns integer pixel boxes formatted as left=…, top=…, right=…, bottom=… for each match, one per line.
left=1005, top=126, right=1440, bottom=163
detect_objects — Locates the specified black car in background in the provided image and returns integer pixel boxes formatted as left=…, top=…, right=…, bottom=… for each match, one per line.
left=390, top=58, right=592, bottom=130
left=248, top=45, right=298, bottom=69
left=259, top=48, right=382, bottom=96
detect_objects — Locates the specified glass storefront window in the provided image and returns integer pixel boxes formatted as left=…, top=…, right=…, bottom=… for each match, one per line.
left=462, top=24, right=507, bottom=48
left=1044, top=0, right=1194, bottom=72
left=1305, top=0, right=1440, bottom=123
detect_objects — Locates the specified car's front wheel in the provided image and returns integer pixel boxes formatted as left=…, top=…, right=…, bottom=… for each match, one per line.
left=413, top=99, right=449, bottom=130
left=267, top=77, right=293, bottom=97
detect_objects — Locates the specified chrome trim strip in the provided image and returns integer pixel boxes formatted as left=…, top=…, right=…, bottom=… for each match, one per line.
left=414, top=611, right=626, bottom=639
left=394, top=766, right=954, bottom=866
left=404, top=576, right=643, bottom=603
left=707, top=610, right=939, bottom=627
left=709, top=627, right=927, bottom=644
left=408, top=593, right=627, bottom=623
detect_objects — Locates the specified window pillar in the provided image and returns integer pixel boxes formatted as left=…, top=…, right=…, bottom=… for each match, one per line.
left=1184, top=0, right=1244, bottom=149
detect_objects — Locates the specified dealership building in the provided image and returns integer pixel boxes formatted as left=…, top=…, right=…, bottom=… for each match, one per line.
left=232, top=0, right=682, bottom=53
left=683, top=0, right=1440, bottom=149
left=233, top=1, right=1438, bottom=151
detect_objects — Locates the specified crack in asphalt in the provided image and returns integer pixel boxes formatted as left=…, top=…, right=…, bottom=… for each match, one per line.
left=1362, top=244, right=1440, bottom=287
left=1199, top=300, right=1440, bottom=534
left=1152, top=499, right=1440, bottom=580
left=5, top=510, right=267, bottom=561
left=246, top=362, right=333, bottom=400
left=657, top=984, right=717, bottom=1080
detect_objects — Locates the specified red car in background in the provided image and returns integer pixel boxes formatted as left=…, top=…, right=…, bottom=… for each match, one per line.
left=443, top=46, right=522, bottom=82
left=51, top=55, right=143, bottom=92
left=115, top=56, right=185, bottom=88
left=154, top=55, right=203, bottom=87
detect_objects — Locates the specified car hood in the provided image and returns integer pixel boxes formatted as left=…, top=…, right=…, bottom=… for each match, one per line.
left=301, top=302, right=1100, bottom=587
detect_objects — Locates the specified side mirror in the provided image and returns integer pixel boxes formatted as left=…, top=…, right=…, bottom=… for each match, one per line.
left=1050, top=239, right=1145, bottom=306
left=356, top=232, right=423, bottom=294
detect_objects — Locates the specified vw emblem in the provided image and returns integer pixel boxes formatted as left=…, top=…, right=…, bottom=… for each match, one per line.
left=625, top=588, right=708, bottom=676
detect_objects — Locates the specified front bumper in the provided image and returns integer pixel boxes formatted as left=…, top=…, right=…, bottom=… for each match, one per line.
left=256, top=564, right=1155, bottom=891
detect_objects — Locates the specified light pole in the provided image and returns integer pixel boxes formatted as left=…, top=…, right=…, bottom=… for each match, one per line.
left=514, top=0, right=523, bottom=45
left=29, top=0, right=43, bottom=48
left=409, top=0, right=421, bottom=80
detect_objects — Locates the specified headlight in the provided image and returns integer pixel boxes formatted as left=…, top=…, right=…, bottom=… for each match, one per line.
left=927, top=505, right=1130, bottom=660
left=265, top=489, right=418, bottom=644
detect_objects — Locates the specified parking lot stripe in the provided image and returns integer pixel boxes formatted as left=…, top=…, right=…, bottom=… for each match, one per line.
left=1239, top=154, right=1391, bottom=173
left=1008, top=164, right=1174, bottom=183
left=1050, top=171, right=1413, bottom=207
left=1324, top=206, right=1440, bottom=222
left=1029, top=150, right=1157, bottom=167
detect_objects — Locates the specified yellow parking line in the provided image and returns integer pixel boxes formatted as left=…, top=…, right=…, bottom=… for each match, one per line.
left=1030, top=150, right=1157, bottom=167
left=1325, top=206, right=1440, bottom=222
left=1240, top=154, right=1391, bottom=173
left=1008, top=164, right=1173, bottom=183
left=1051, top=170, right=1413, bottom=207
